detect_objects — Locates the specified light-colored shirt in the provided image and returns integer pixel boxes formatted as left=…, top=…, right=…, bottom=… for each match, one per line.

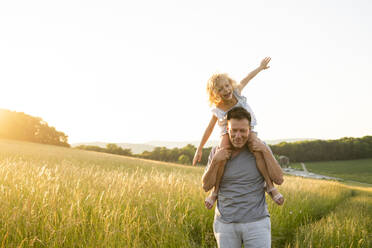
left=211, top=89, right=257, bottom=136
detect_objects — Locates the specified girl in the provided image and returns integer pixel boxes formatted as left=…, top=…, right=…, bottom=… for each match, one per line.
left=193, top=57, right=284, bottom=209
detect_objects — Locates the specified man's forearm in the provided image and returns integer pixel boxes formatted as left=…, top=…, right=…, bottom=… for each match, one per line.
left=202, top=158, right=219, bottom=192
left=262, top=148, right=284, bottom=185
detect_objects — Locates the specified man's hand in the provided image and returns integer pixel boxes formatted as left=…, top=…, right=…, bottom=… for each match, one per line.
left=193, top=149, right=202, bottom=166
left=259, top=57, right=271, bottom=70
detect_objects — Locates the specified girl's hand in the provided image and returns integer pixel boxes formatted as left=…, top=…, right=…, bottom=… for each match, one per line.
left=213, top=147, right=232, bottom=164
left=259, top=57, right=271, bottom=70
left=193, top=149, right=203, bottom=166
left=248, top=133, right=267, bottom=153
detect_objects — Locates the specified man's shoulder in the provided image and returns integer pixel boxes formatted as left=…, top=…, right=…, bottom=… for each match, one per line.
left=210, top=146, right=218, bottom=155
left=207, top=146, right=217, bottom=162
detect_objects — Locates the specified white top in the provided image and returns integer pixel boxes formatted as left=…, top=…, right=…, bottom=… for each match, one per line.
left=211, top=89, right=257, bottom=135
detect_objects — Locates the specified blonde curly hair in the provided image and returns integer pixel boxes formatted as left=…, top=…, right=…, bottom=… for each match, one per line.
left=206, top=73, right=237, bottom=106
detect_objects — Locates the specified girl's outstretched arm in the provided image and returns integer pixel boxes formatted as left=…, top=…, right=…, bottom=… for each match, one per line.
left=237, top=57, right=271, bottom=94
left=193, top=115, right=217, bottom=165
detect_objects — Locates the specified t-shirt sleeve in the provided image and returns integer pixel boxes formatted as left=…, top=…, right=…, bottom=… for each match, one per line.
left=204, top=147, right=217, bottom=172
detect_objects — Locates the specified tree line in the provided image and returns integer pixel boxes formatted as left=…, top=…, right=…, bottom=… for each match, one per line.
left=75, top=144, right=132, bottom=156
left=76, top=143, right=212, bottom=165
left=139, top=144, right=212, bottom=165
left=76, top=136, right=372, bottom=165
left=0, top=109, right=70, bottom=147
left=2, top=108, right=371, bottom=164
left=270, top=136, right=372, bottom=162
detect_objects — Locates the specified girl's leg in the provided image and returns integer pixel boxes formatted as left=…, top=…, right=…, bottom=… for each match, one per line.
left=249, top=133, right=284, bottom=206
left=205, top=134, right=231, bottom=209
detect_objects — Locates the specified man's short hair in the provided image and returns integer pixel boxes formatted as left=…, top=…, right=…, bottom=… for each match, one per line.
left=226, top=107, right=251, bottom=123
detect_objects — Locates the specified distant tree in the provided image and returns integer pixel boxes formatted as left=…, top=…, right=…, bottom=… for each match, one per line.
left=168, top=147, right=181, bottom=162
left=121, top=148, right=133, bottom=156
left=75, top=145, right=106, bottom=152
left=178, top=154, right=191, bottom=165
left=106, top=143, right=120, bottom=154
left=136, top=144, right=213, bottom=165
left=106, top=143, right=132, bottom=156
left=0, top=109, right=70, bottom=147
left=201, top=147, right=213, bottom=165
left=270, top=136, right=372, bottom=162
left=180, top=144, right=196, bottom=164
left=76, top=144, right=132, bottom=156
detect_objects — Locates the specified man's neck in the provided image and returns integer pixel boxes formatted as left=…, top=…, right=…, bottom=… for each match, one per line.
left=231, top=144, right=246, bottom=158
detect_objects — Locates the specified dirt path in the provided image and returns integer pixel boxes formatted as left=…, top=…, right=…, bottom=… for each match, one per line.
left=283, top=163, right=340, bottom=180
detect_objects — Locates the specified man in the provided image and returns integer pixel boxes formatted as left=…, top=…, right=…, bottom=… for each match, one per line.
left=202, top=107, right=284, bottom=248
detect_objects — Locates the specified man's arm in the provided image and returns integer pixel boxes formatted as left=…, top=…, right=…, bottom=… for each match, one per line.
left=202, top=147, right=231, bottom=192
left=261, top=145, right=284, bottom=185
left=249, top=137, right=284, bottom=185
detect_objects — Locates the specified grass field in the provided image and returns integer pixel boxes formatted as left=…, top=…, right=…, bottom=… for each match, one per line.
left=290, top=159, right=372, bottom=184
left=0, top=139, right=371, bottom=247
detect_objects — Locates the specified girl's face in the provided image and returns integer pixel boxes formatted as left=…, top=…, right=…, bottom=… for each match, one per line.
left=214, top=78, right=233, bottom=102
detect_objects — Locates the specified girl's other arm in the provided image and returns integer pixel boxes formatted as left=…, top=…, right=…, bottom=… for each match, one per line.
left=193, top=115, right=218, bottom=165
left=237, top=57, right=271, bottom=94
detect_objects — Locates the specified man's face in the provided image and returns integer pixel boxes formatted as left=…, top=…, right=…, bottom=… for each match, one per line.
left=228, top=118, right=250, bottom=148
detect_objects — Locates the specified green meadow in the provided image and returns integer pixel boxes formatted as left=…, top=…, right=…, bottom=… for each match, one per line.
left=290, top=159, right=372, bottom=184
left=0, top=139, right=371, bottom=247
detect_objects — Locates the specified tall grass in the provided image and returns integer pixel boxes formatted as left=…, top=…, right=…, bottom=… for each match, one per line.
left=287, top=193, right=372, bottom=248
left=0, top=139, right=371, bottom=247
left=268, top=176, right=352, bottom=246
left=0, top=155, right=212, bottom=247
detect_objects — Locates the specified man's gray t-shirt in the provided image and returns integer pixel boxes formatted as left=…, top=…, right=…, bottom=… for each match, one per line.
left=206, top=147, right=270, bottom=223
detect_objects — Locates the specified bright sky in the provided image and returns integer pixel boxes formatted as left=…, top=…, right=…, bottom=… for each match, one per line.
left=1, top=0, right=371, bottom=144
